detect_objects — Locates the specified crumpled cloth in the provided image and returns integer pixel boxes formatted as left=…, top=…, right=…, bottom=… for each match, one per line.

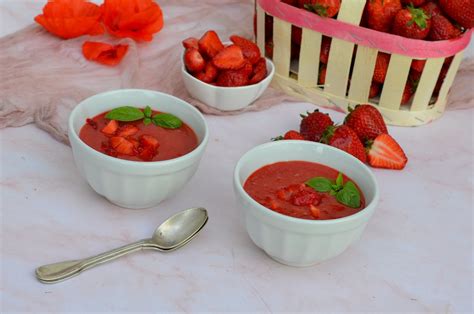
left=0, top=0, right=472, bottom=145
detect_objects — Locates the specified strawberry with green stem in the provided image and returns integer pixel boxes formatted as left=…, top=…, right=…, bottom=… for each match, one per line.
left=344, top=104, right=388, bottom=142
left=392, top=5, right=432, bottom=39
left=300, top=109, right=334, bottom=142
left=300, top=0, right=341, bottom=18
left=321, top=125, right=367, bottom=163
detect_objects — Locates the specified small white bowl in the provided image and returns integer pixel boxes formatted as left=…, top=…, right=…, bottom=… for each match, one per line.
left=181, top=56, right=275, bottom=111
left=68, top=89, right=209, bottom=209
left=234, top=141, right=379, bottom=267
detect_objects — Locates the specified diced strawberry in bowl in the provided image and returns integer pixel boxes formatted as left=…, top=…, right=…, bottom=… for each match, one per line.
left=181, top=30, right=275, bottom=111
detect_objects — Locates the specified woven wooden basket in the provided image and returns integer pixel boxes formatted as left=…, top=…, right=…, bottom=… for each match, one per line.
left=256, top=0, right=472, bottom=126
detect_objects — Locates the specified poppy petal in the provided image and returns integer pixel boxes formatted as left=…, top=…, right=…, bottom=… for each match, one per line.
left=82, top=41, right=129, bottom=66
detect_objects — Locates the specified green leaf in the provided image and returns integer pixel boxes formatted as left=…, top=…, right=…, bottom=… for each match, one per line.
left=143, top=117, right=152, bottom=126
left=306, top=177, right=333, bottom=192
left=105, top=106, right=145, bottom=122
left=336, top=181, right=361, bottom=208
left=152, top=113, right=183, bottom=129
left=336, top=173, right=343, bottom=188
left=144, top=106, right=152, bottom=118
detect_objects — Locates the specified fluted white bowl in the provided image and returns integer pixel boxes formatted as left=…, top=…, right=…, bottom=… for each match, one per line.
left=234, top=141, right=379, bottom=267
left=181, top=57, right=274, bottom=111
left=68, top=89, right=209, bottom=209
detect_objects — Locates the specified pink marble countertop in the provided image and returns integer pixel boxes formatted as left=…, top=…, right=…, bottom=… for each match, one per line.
left=1, top=1, right=473, bottom=313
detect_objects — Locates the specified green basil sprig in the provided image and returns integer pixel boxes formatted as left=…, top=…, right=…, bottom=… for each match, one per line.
left=105, top=106, right=182, bottom=129
left=306, top=173, right=361, bottom=208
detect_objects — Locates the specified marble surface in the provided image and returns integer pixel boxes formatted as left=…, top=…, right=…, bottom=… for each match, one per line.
left=1, top=1, right=473, bottom=313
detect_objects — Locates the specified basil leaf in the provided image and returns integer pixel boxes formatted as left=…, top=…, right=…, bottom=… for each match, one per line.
left=143, top=117, right=152, bottom=126
left=336, top=173, right=343, bottom=188
left=306, top=177, right=333, bottom=192
left=336, top=181, right=361, bottom=208
left=105, top=106, right=145, bottom=122
left=152, top=113, right=182, bottom=129
left=144, top=106, right=152, bottom=118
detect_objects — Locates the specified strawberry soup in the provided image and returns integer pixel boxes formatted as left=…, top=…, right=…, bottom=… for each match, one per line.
left=243, top=161, right=365, bottom=220
left=79, top=106, right=198, bottom=162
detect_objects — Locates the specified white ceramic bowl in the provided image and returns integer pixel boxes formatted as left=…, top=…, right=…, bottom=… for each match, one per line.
left=181, top=57, right=275, bottom=111
left=234, top=141, right=379, bottom=267
left=68, top=89, right=209, bottom=209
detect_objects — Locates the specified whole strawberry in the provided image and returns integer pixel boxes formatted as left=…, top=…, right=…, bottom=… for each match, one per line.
left=366, top=0, right=402, bottom=32
left=438, top=0, right=474, bottom=29
left=344, top=104, right=388, bottom=142
left=373, top=52, right=390, bottom=84
left=300, top=109, right=334, bottom=142
left=392, top=5, right=431, bottom=39
left=366, top=134, right=408, bottom=170
left=421, top=2, right=441, bottom=18
left=322, top=125, right=367, bottom=163
left=272, top=130, right=305, bottom=141
left=401, top=0, right=427, bottom=6
left=429, top=14, right=462, bottom=40
left=299, top=0, right=341, bottom=17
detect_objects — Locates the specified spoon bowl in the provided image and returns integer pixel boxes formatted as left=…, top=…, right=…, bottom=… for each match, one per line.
left=150, top=207, right=208, bottom=250
left=36, top=207, right=208, bottom=283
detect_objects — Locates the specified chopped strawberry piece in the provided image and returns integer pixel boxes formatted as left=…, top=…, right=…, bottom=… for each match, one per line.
left=86, top=118, right=97, bottom=129
left=101, top=120, right=119, bottom=135
left=182, top=37, right=199, bottom=50
left=101, top=141, right=118, bottom=157
left=291, top=189, right=321, bottom=206
left=367, top=134, right=408, bottom=170
left=230, top=35, right=261, bottom=64
left=129, top=138, right=140, bottom=149
left=262, top=196, right=278, bottom=210
left=216, top=69, right=249, bottom=87
left=109, top=137, right=136, bottom=156
left=140, top=135, right=159, bottom=150
left=212, top=45, right=246, bottom=70
left=198, top=30, right=224, bottom=58
left=249, top=57, right=267, bottom=84
left=138, top=146, right=157, bottom=161
left=195, top=62, right=218, bottom=83
left=116, top=124, right=139, bottom=137
left=184, top=48, right=206, bottom=73
left=309, top=205, right=321, bottom=219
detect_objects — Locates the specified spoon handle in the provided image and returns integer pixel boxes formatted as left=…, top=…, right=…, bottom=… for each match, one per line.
left=36, top=239, right=153, bottom=283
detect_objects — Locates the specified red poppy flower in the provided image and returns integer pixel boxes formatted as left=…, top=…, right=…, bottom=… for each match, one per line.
left=82, top=41, right=129, bottom=66
left=102, top=0, right=164, bottom=42
left=34, top=0, right=104, bottom=39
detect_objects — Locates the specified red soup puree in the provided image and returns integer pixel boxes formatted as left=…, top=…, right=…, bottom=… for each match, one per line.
left=243, top=161, right=366, bottom=220
left=79, top=109, right=198, bottom=162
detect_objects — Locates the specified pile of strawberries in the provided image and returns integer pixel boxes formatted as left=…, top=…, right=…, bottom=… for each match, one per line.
left=264, top=0, right=472, bottom=104
left=276, top=105, right=408, bottom=170
left=93, top=119, right=160, bottom=161
left=182, top=31, right=267, bottom=87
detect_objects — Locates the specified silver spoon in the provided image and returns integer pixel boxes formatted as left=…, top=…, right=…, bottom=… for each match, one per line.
left=35, top=207, right=208, bottom=284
